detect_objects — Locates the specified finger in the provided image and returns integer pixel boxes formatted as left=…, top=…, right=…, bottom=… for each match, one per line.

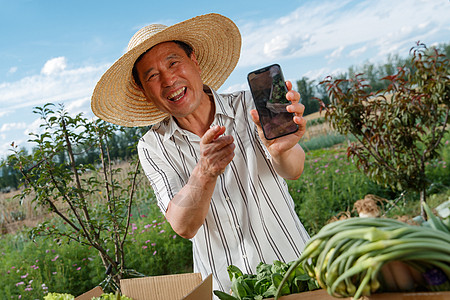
left=250, top=109, right=260, bottom=125
left=287, top=102, right=305, bottom=116
left=201, top=134, right=235, bottom=159
left=286, top=89, right=301, bottom=104
left=285, top=81, right=293, bottom=91
left=205, top=140, right=235, bottom=160
left=202, top=125, right=226, bottom=144
left=250, top=109, right=269, bottom=142
left=294, top=115, right=307, bottom=127
left=390, top=261, right=415, bottom=291
left=214, top=135, right=235, bottom=150
left=381, top=263, right=398, bottom=291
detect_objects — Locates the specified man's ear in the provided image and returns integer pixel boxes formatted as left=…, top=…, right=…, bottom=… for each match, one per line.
left=132, top=65, right=145, bottom=91
left=135, top=83, right=144, bottom=92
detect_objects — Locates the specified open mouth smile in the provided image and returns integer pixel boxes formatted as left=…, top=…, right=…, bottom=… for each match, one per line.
left=167, top=87, right=186, bottom=102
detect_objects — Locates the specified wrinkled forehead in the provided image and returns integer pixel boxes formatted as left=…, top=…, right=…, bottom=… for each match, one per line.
left=136, top=40, right=193, bottom=66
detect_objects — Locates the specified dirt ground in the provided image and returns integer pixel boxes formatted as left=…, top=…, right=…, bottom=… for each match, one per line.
left=0, top=189, right=49, bottom=235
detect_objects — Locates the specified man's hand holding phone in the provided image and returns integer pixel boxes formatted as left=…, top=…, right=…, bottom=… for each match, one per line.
left=250, top=80, right=307, bottom=180
left=248, top=64, right=307, bottom=180
left=250, top=80, right=306, bottom=154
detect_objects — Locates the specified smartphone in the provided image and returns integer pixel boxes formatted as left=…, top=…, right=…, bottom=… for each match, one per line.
left=247, top=64, right=299, bottom=140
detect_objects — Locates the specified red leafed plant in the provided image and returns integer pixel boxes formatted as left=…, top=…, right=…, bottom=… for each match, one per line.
left=318, top=42, right=449, bottom=217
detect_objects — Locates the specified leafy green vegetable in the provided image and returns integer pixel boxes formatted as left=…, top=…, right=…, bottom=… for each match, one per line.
left=214, top=261, right=319, bottom=299
left=43, top=293, right=75, bottom=300
left=214, top=290, right=239, bottom=300
left=43, top=292, right=132, bottom=300
left=91, top=293, right=133, bottom=300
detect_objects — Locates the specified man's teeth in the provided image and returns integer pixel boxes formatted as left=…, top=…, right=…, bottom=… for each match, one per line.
left=168, top=88, right=186, bottom=101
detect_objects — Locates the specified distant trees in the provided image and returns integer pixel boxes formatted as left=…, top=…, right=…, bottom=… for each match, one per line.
left=0, top=158, right=22, bottom=192
left=297, top=77, right=324, bottom=116
left=0, top=118, right=147, bottom=191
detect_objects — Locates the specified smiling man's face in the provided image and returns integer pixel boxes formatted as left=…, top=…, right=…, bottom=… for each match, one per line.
left=135, top=41, right=206, bottom=120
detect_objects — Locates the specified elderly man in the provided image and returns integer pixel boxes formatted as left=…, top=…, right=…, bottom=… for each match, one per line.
left=91, top=13, right=310, bottom=294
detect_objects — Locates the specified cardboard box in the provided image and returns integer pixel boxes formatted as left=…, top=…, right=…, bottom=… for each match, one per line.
left=74, top=286, right=103, bottom=300
left=120, top=273, right=212, bottom=300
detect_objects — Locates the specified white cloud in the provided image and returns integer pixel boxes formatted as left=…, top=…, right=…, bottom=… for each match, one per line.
left=303, top=68, right=333, bottom=82
left=8, top=66, right=18, bottom=74
left=349, top=46, right=368, bottom=58
left=0, top=110, right=11, bottom=118
left=0, top=57, right=110, bottom=159
left=237, top=0, right=450, bottom=68
left=222, top=82, right=249, bottom=94
left=263, top=34, right=291, bottom=58
left=326, top=46, right=345, bottom=62
left=0, top=61, right=109, bottom=113
left=65, top=97, right=92, bottom=118
left=418, top=22, right=430, bottom=29
left=41, top=56, right=67, bottom=75
left=24, top=117, right=44, bottom=137
left=0, top=141, right=14, bottom=158
left=66, top=97, right=90, bottom=111
left=0, top=122, right=27, bottom=133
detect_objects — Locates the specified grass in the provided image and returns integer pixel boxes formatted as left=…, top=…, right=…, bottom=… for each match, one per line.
left=0, top=211, right=192, bottom=299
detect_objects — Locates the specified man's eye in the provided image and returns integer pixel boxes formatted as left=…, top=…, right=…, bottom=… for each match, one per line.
left=146, top=73, right=158, bottom=81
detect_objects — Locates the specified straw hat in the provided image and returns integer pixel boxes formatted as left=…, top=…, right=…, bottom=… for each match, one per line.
left=91, top=13, right=241, bottom=127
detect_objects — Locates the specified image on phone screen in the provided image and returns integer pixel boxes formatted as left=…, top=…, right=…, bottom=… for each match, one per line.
left=247, top=64, right=299, bottom=140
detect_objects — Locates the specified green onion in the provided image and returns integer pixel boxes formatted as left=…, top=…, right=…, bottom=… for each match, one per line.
left=275, top=206, right=450, bottom=300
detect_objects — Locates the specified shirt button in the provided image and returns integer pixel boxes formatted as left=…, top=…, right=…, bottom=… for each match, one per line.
left=235, top=225, right=240, bottom=230
left=225, top=196, right=230, bottom=202
left=243, top=255, right=247, bottom=259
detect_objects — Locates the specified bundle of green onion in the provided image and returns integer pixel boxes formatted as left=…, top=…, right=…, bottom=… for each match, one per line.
left=275, top=203, right=450, bottom=299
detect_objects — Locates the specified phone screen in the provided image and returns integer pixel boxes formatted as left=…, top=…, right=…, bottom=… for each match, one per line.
left=247, top=64, right=299, bottom=140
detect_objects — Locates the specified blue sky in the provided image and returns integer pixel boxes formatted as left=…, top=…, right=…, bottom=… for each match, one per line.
left=1, top=0, right=449, bottom=159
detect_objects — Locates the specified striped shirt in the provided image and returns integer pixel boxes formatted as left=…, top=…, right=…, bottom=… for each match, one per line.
left=137, top=87, right=310, bottom=294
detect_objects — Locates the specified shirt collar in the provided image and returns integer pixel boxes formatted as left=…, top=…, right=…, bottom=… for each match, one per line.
left=163, top=85, right=235, bottom=141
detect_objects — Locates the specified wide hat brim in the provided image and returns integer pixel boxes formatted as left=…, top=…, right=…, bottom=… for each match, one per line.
left=91, top=13, right=241, bottom=127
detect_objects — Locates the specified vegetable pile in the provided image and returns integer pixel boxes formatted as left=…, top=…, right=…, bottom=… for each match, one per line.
left=213, top=260, right=319, bottom=299
left=91, top=293, right=133, bottom=300
left=43, top=292, right=133, bottom=300
left=275, top=202, right=450, bottom=299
